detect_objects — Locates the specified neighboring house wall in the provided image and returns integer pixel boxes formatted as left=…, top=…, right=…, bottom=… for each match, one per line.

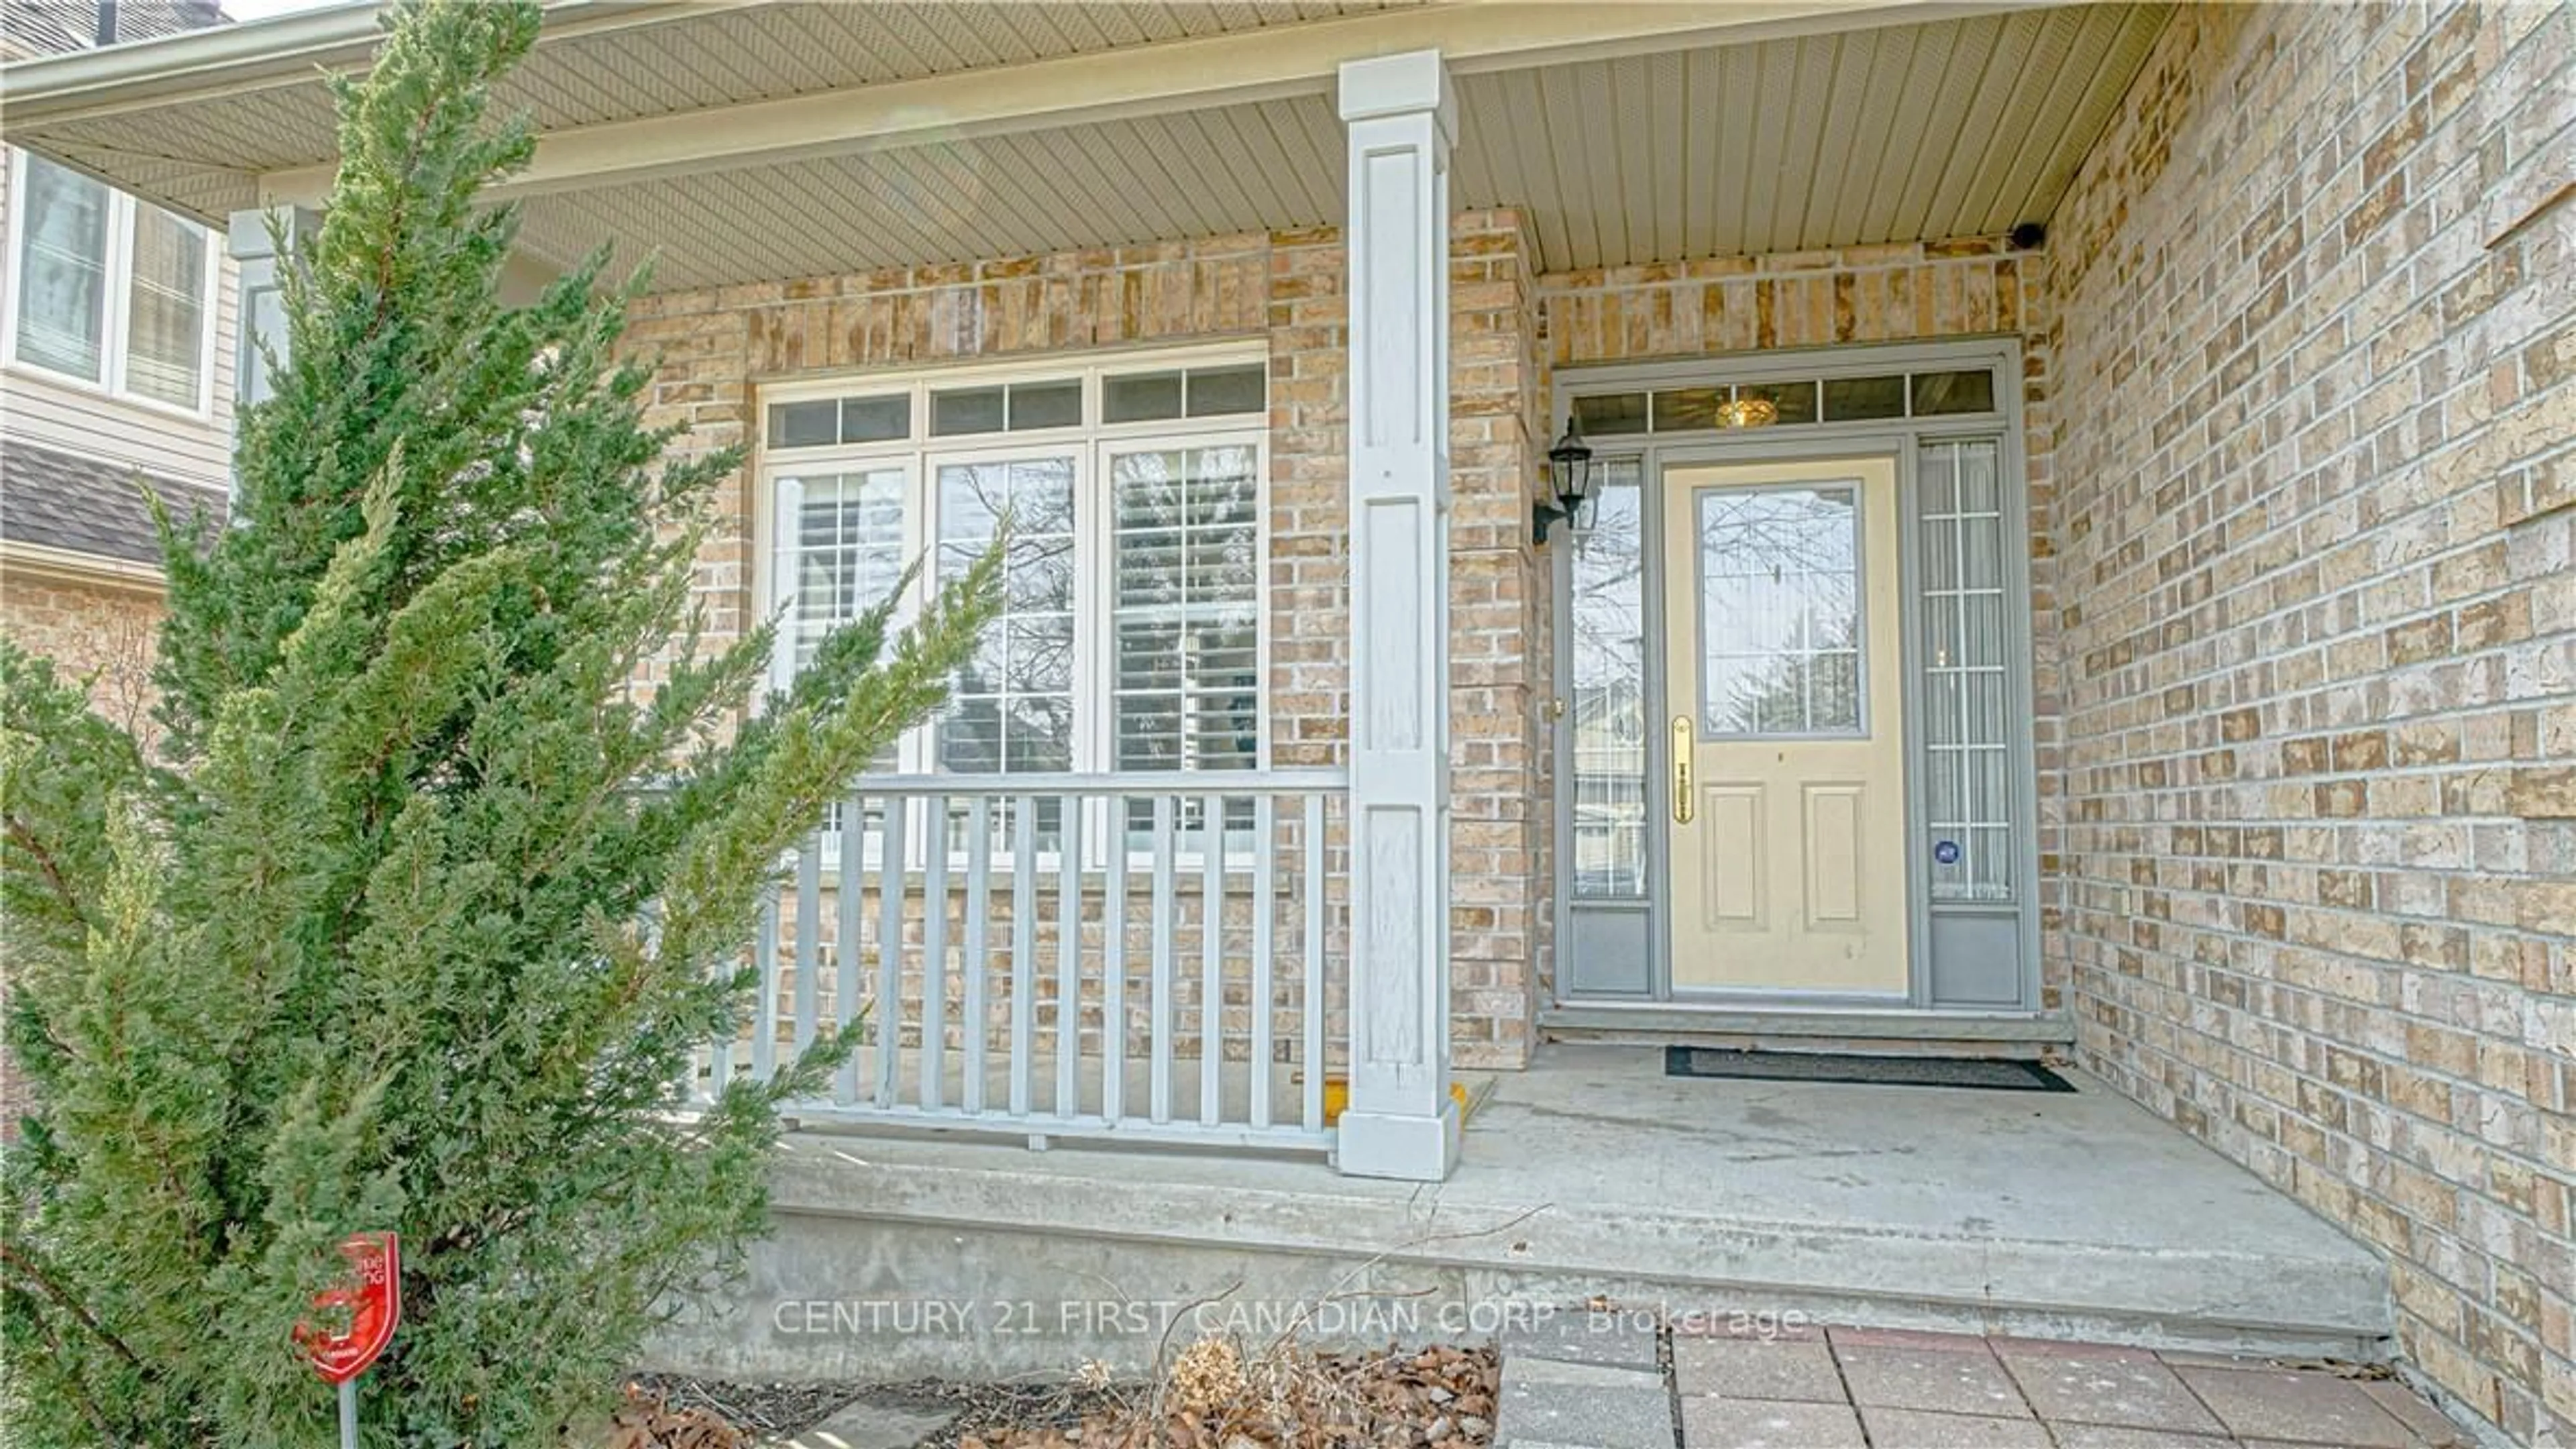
left=0, top=151, right=243, bottom=489
left=0, top=1, right=239, bottom=730
left=2046, top=5, right=2573, bottom=1442
left=624, top=211, right=1556, bottom=1068
left=0, top=561, right=160, bottom=735
left=0, top=440, right=219, bottom=739
left=1534, top=239, right=2065, bottom=1005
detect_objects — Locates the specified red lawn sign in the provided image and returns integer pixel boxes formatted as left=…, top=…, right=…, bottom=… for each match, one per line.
left=295, top=1232, right=400, bottom=1385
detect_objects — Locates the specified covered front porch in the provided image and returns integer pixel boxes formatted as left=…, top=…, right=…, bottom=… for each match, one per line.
left=0, top=0, right=2191, bottom=1185
left=18, top=0, right=2570, bottom=1432
left=645, top=1044, right=2391, bottom=1383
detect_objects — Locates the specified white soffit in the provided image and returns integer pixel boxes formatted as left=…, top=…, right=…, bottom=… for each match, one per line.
left=3, top=3, right=2171, bottom=283
left=0, top=1, right=1409, bottom=214
left=1457, top=3, right=2174, bottom=268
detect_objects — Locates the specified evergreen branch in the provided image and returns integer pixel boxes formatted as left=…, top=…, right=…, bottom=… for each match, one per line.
left=4, top=1283, right=125, bottom=1446
left=2, top=3, right=1012, bottom=1438
left=3, top=817, right=93, bottom=936
left=1, top=1239, right=152, bottom=1379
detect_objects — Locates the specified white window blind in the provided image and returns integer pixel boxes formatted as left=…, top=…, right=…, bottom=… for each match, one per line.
left=1109, top=444, right=1259, bottom=775
left=121, top=205, right=209, bottom=408
left=772, top=467, right=906, bottom=679
left=12, top=154, right=109, bottom=381
left=760, top=352, right=1267, bottom=816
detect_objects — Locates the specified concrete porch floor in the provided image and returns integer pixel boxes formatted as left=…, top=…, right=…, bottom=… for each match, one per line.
left=646, top=1044, right=2392, bottom=1385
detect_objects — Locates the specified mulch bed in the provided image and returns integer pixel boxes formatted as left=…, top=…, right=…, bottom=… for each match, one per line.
left=606, top=1344, right=1499, bottom=1449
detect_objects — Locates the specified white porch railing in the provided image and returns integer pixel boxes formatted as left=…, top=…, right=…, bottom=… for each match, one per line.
left=695, top=772, right=1348, bottom=1155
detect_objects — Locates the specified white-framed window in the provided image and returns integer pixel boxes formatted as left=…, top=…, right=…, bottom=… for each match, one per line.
left=2, top=148, right=219, bottom=416
left=760, top=346, right=1269, bottom=856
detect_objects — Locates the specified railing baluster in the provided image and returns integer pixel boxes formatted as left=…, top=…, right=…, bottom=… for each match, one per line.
left=794, top=833, right=820, bottom=1056
left=1303, top=794, right=1326, bottom=1134
left=963, top=798, right=991, bottom=1116
left=752, top=886, right=779, bottom=1083
left=835, top=793, right=863, bottom=1104
left=1200, top=792, right=1224, bottom=1126
left=1103, top=807, right=1128, bottom=1126
left=694, top=775, right=1344, bottom=1152
left=1056, top=794, right=1081, bottom=1118
left=1010, top=796, right=1037, bottom=1119
left=874, top=800, right=906, bottom=1108
left=921, top=796, right=949, bottom=1112
left=1250, top=794, right=1276, bottom=1130
left=1149, top=794, right=1176, bottom=1125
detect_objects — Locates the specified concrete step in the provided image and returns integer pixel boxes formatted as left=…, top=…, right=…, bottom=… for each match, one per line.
left=643, top=1049, right=2391, bottom=1385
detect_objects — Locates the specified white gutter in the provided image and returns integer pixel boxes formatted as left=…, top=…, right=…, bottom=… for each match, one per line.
left=0, top=539, right=169, bottom=592
left=0, top=0, right=724, bottom=123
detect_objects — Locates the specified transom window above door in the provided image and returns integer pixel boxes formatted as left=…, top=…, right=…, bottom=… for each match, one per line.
left=761, top=348, right=1269, bottom=816
left=1570, top=363, right=2000, bottom=438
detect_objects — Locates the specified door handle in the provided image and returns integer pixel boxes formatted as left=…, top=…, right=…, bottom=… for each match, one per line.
left=1671, top=715, right=1695, bottom=824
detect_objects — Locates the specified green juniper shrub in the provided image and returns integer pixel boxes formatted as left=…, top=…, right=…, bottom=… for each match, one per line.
left=0, top=1, right=999, bottom=1442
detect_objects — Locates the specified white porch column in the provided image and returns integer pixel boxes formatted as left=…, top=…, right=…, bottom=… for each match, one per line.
left=1334, top=50, right=1459, bottom=1183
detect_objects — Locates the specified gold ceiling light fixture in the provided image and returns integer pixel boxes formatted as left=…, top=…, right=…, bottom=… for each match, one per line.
left=1717, top=391, right=1780, bottom=429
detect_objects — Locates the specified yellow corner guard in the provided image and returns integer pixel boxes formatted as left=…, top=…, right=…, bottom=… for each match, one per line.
left=1320, top=1077, right=1473, bottom=1127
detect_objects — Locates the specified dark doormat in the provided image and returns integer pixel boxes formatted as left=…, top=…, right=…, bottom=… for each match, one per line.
left=1664, top=1045, right=2077, bottom=1093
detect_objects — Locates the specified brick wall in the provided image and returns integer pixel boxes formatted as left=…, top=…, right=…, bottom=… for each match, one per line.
left=1536, top=241, right=2068, bottom=1004
left=1452, top=209, right=1554, bottom=1060
left=626, top=212, right=1554, bottom=1069
left=2045, top=4, right=2573, bottom=1441
left=0, top=568, right=163, bottom=740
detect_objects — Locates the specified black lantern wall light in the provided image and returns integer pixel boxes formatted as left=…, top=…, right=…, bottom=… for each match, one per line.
left=1532, top=415, right=1597, bottom=546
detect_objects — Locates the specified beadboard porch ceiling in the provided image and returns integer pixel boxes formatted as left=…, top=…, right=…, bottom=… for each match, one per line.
left=0, top=0, right=2169, bottom=286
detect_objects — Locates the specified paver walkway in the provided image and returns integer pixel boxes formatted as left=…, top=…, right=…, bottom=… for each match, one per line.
left=1499, top=1318, right=2473, bottom=1449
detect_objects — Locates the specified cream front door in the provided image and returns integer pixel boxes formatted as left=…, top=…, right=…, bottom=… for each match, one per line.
left=1663, top=455, right=1909, bottom=994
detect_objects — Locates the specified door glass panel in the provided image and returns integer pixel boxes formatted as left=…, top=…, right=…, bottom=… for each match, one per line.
left=1568, top=459, right=1646, bottom=899
left=1696, top=484, right=1863, bottom=737
left=1921, top=439, right=2014, bottom=902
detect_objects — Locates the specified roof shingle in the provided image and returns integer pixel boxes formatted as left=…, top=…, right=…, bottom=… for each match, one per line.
left=0, top=439, right=226, bottom=568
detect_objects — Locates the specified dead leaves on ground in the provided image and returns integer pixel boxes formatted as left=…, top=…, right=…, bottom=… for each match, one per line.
left=964, top=1342, right=1500, bottom=1449
left=602, top=1383, right=751, bottom=1449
